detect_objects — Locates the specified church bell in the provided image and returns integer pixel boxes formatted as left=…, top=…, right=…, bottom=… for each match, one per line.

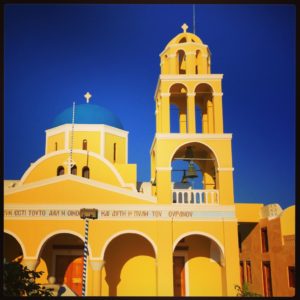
left=186, top=161, right=198, bottom=178
left=181, top=170, right=189, bottom=183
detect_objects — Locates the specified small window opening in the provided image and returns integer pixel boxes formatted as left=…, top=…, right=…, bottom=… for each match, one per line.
left=83, top=139, right=88, bottom=150
left=288, top=266, right=295, bottom=288
left=82, top=166, right=90, bottom=179
left=246, top=261, right=252, bottom=283
left=55, top=142, right=58, bottom=151
left=71, top=165, right=77, bottom=175
left=113, top=143, right=117, bottom=163
left=261, top=227, right=269, bottom=252
left=57, top=166, right=64, bottom=176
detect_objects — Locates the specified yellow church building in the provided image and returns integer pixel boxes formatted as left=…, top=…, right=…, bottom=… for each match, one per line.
left=4, top=24, right=295, bottom=297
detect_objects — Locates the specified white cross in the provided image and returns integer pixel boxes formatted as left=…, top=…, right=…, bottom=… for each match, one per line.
left=181, top=23, right=188, bottom=33
left=84, top=92, right=92, bottom=103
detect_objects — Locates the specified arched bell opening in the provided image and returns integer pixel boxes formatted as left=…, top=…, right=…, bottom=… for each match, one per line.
left=195, top=84, right=214, bottom=133
left=171, top=142, right=218, bottom=204
left=173, top=234, right=225, bottom=296
left=36, top=233, right=85, bottom=295
left=102, top=233, right=156, bottom=296
left=170, top=84, right=188, bottom=133
left=177, top=50, right=186, bottom=74
left=4, top=232, right=24, bottom=263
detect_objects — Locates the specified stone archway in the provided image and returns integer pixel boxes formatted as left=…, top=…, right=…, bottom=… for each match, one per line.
left=102, top=233, right=156, bottom=296
left=4, top=232, right=24, bottom=262
left=36, top=233, right=85, bottom=296
left=173, top=233, right=225, bottom=296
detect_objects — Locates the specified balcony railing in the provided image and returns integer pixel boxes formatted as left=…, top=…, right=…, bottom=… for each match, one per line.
left=172, top=189, right=219, bottom=205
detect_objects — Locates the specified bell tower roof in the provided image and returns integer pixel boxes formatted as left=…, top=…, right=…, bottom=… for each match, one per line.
left=165, top=23, right=204, bottom=48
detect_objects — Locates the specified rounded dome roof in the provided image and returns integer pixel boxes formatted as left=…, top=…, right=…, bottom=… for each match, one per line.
left=164, top=24, right=204, bottom=49
left=53, top=103, right=124, bottom=129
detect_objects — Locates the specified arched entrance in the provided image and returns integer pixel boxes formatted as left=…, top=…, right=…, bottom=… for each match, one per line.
left=4, top=232, right=24, bottom=262
left=173, top=233, right=225, bottom=296
left=103, top=233, right=156, bottom=296
left=37, top=233, right=85, bottom=296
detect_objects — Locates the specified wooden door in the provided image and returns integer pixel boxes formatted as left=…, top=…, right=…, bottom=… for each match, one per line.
left=55, top=255, right=83, bottom=296
left=173, top=256, right=186, bottom=296
left=262, top=262, right=273, bottom=297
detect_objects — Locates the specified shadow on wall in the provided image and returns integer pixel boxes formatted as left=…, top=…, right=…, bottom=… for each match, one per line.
left=103, top=233, right=156, bottom=296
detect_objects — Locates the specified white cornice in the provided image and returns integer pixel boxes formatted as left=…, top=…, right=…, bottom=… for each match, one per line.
left=218, top=168, right=234, bottom=172
left=155, top=133, right=232, bottom=140
left=46, top=124, right=128, bottom=138
left=159, top=74, right=223, bottom=81
left=4, top=174, right=157, bottom=203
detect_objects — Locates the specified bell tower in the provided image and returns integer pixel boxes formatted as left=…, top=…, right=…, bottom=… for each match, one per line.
left=151, top=24, right=234, bottom=205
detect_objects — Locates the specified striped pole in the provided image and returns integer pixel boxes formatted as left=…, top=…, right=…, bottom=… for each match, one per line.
left=82, top=218, right=89, bottom=296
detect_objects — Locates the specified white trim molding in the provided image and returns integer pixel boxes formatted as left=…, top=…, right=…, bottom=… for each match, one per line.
left=100, top=230, right=158, bottom=259
left=217, top=167, right=234, bottom=172
left=156, top=167, right=172, bottom=171
left=213, top=92, right=224, bottom=97
left=5, top=175, right=157, bottom=203
left=155, top=133, right=232, bottom=140
left=160, top=74, right=223, bottom=81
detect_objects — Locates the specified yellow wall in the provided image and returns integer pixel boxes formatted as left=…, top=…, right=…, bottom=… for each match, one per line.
left=104, top=133, right=126, bottom=164
left=71, top=131, right=101, bottom=154
left=280, top=205, right=295, bottom=236
left=46, top=133, right=65, bottom=153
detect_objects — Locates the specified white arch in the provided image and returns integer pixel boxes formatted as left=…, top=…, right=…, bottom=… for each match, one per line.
left=19, top=149, right=131, bottom=189
left=4, top=230, right=27, bottom=257
left=169, top=141, right=220, bottom=169
left=173, top=231, right=225, bottom=257
left=35, top=229, right=92, bottom=258
left=100, top=230, right=157, bottom=260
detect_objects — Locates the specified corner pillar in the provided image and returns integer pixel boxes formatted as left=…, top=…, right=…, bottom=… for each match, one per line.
left=156, top=167, right=172, bottom=204
left=213, top=92, right=224, bottom=133
left=160, top=93, right=170, bottom=133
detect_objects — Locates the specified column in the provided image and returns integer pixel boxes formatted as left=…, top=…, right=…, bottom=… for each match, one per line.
left=169, top=54, right=177, bottom=74
left=213, top=92, right=224, bottom=133
left=156, top=221, right=174, bottom=296
left=160, top=93, right=170, bottom=133
left=186, top=51, right=196, bottom=74
left=187, top=92, right=196, bottom=133
left=178, top=103, right=187, bottom=133
left=207, top=100, right=214, bottom=133
left=89, top=258, right=105, bottom=296
left=21, top=257, right=39, bottom=270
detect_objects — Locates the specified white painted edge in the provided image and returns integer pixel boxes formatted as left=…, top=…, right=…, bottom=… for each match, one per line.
left=18, top=149, right=131, bottom=189
left=100, top=230, right=158, bottom=259
left=160, top=74, right=223, bottom=80
left=5, top=174, right=157, bottom=203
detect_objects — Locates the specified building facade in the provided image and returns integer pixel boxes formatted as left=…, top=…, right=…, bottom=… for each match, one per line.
left=4, top=24, right=295, bottom=297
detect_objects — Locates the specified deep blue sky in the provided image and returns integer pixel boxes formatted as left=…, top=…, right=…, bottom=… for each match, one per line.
left=4, top=4, right=295, bottom=209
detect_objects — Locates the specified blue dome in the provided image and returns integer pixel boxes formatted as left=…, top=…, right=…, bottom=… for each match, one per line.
left=53, top=104, right=124, bottom=129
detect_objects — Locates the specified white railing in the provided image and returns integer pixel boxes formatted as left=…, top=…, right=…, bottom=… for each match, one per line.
left=172, top=189, right=219, bottom=205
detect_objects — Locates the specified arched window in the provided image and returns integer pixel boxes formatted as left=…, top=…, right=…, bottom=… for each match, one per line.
left=57, top=166, right=64, bottom=176
left=71, top=165, right=77, bottom=175
left=82, top=139, right=88, bottom=150
left=82, top=166, right=90, bottom=179
left=179, top=37, right=187, bottom=43
left=113, top=143, right=117, bottom=163
left=177, top=50, right=186, bottom=74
